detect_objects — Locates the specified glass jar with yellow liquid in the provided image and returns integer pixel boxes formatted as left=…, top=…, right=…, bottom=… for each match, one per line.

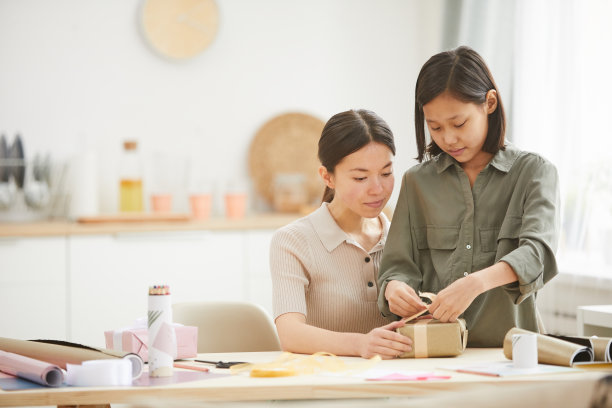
left=119, top=140, right=143, bottom=212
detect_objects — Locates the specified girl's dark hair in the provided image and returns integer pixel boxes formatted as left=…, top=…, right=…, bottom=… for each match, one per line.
left=318, top=109, right=395, bottom=203
left=414, top=46, right=506, bottom=162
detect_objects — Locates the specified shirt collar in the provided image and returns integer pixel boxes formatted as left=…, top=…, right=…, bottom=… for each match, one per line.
left=488, top=143, right=521, bottom=173
left=433, top=143, right=521, bottom=174
left=309, top=202, right=390, bottom=253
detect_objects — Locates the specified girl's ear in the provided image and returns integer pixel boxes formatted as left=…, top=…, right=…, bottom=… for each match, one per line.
left=485, top=89, right=498, bottom=114
left=319, top=165, right=334, bottom=189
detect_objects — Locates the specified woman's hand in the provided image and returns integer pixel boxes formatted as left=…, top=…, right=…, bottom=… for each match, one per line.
left=428, top=275, right=481, bottom=322
left=385, top=280, right=428, bottom=318
left=358, top=320, right=413, bottom=359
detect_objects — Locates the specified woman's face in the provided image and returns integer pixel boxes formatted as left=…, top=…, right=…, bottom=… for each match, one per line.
left=423, top=90, right=497, bottom=169
left=323, top=141, right=394, bottom=219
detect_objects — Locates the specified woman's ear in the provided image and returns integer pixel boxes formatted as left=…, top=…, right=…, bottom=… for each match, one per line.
left=318, top=166, right=334, bottom=189
left=485, top=89, right=498, bottom=114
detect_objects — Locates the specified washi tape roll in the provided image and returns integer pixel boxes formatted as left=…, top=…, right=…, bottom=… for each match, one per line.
left=66, top=359, right=132, bottom=386
left=147, top=285, right=176, bottom=377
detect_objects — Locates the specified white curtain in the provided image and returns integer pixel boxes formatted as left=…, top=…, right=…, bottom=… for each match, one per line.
left=512, top=0, right=612, bottom=278
left=512, top=0, right=612, bottom=334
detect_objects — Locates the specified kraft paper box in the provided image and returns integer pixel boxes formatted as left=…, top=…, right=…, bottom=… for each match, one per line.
left=396, top=318, right=468, bottom=358
left=104, top=325, right=197, bottom=362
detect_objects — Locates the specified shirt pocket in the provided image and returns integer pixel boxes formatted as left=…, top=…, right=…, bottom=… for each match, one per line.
left=481, top=216, right=522, bottom=254
left=415, top=226, right=459, bottom=250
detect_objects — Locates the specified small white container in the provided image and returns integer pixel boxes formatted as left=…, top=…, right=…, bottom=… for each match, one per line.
left=512, top=333, right=538, bottom=369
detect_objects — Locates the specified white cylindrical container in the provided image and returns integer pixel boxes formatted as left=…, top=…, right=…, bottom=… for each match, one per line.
left=147, top=285, right=176, bottom=377
left=68, top=150, right=99, bottom=219
left=512, top=333, right=538, bottom=369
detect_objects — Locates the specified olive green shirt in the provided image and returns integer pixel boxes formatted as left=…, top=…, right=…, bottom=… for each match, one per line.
left=377, top=144, right=560, bottom=347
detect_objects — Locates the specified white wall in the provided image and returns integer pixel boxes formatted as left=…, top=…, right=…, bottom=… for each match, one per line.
left=0, top=0, right=445, bottom=215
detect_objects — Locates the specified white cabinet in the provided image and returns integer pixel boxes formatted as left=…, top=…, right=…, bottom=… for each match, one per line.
left=0, top=227, right=279, bottom=348
left=245, top=230, right=275, bottom=315
left=0, top=236, right=67, bottom=340
left=68, top=231, right=246, bottom=347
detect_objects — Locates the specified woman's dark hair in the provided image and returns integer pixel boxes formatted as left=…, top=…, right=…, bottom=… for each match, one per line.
left=414, top=46, right=506, bottom=162
left=318, top=109, right=395, bottom=203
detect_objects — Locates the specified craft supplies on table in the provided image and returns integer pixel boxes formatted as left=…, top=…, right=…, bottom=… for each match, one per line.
left=148, top=284, right=176, bottom=377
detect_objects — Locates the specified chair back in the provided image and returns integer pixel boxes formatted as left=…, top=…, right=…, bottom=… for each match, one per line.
left=172, top=300, right=281, bottom=353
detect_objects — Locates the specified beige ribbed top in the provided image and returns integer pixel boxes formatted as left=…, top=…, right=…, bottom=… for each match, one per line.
left=270, top=203, right=391, bottom=334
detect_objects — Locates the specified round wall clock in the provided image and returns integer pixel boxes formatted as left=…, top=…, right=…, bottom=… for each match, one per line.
left=140, top=0, right=219, bottom=60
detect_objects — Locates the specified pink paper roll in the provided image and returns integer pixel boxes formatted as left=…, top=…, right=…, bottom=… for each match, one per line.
left=0, top=350, right=64, bottom=387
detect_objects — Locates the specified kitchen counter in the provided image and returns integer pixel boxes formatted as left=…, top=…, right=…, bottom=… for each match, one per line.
left=0, top=213, right=302, bottom=237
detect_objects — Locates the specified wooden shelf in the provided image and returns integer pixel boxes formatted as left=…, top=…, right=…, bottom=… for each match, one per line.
left=0, top=213, right=302, bottom=237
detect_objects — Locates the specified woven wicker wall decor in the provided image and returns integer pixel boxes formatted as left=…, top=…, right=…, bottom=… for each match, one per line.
left=248, top=112, right=326, bottom=208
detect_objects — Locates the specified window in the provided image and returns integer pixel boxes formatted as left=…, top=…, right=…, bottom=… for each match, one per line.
left=512, top=0, right=612, bottom=278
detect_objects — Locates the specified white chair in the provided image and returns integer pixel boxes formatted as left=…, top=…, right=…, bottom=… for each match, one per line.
left=172, top=300, right=281, bottom=353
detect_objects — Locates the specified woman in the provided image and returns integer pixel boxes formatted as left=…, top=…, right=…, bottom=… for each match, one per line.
left=270, top=109, right=412, bottom=359
left=378, top=46, right=560, bottom=347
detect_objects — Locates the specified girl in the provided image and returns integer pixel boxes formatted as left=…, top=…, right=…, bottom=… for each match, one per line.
left=271, top=109, right=413, bottom=359
left=378, top=46, right=560, bottom=347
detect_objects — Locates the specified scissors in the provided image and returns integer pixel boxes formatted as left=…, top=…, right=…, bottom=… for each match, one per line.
left=194, top=359, right=247, bottom=368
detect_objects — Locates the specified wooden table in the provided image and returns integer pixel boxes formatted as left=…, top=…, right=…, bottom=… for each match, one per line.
left=0, top=349, right=606, bottom=408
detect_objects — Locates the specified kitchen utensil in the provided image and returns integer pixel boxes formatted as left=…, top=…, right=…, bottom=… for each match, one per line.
left=0, top=181, right=16, bottom=210
left=0, top=134, right=9, bottom=182
left=24, top=155, right=51, bottom=210
left=9, top=134, right=25, bottom=189
left=248, top=112, right=325, bottom=208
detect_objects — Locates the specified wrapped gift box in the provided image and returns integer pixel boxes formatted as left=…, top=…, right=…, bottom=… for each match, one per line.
left=104, top=325, right=197, bottom=362
left=396, top=318, right=467, bottom=358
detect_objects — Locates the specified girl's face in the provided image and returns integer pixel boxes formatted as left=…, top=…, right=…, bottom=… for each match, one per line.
left=423, top=90, right=498, bottom=169
left=321, top=142, right=394, bottom=219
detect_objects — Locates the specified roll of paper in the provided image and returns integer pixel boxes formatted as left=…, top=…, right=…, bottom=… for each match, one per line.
left=503, top=328, right=593, bottom=366
left=512, top=333, right=538, bottom=368
left=0, top=350, right=64, bottom=387
left=0, top=337, right=143, bottom=379
left=148, top=285, right=176, bottom=377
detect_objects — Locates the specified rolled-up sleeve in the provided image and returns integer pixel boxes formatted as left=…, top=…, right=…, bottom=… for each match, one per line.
left=499, top=159, right=560, bottom=304
left=377, top=172, right=424, bottom=318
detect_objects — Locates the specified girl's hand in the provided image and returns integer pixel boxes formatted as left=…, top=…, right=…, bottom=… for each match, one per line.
left=428, top=275, right=481, bottom=322
left=385, top=280, right=428, bottom=318
left=358, top=320, right=413, bottom=359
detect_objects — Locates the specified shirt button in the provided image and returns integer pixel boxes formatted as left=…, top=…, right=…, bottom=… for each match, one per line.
left=367, top=281, right=374, bottom=287
left=365, top=257, right=371, bottom=263
left=464, top=272, right=469, bottom=277
left=466, top=244, right=472, bottom=250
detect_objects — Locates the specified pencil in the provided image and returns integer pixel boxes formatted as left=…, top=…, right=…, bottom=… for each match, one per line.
left=173, top=363, right=209, bottom=372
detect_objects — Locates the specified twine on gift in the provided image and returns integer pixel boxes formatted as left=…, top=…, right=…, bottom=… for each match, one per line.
left=229, top=352, right=381, bottom=377
left=400, top=291, right=437, bottom=324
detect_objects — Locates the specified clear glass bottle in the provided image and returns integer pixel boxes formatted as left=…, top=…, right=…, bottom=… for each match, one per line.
left=119, top=140, right=143, bottom=212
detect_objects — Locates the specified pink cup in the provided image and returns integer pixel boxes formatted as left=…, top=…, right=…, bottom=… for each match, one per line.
left=189, top=194, right=212, bottom=220
left=225, top=193, right=247, bottom=219
left=151, top=194, right=172, bottom=213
